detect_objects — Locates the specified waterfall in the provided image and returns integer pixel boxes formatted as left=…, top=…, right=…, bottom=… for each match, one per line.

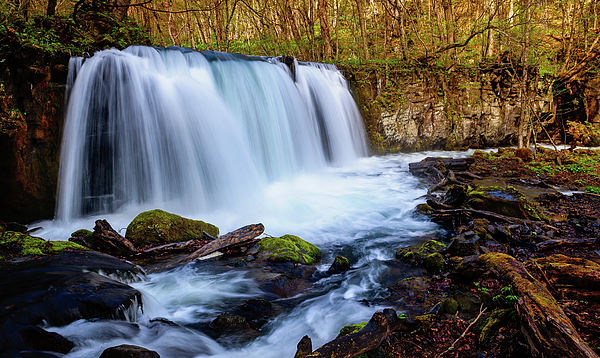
left=56, top=46, right=368, bottom=220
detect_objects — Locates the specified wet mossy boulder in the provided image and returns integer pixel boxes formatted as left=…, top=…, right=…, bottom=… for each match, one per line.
left=0, top=231, right=88, bottom=260
left=125, top=209, right=219, bottom=248
left=69, top=229, right=95, bottom=248
left=257, top=234, right=321, bottom=265
left=443, top=184, right=470, bottom=207
left=464, top=186, right=548, bottom=221
left=327, top=255, right=351, bottom=274
left=396, top=240, right=447, bottom=272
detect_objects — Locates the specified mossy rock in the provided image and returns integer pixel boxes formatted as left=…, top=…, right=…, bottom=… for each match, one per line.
left=337, top=321, right=367, bottom=337
left=440, top=298, right=459, bottom=315
left=0, top=231, right=88, bottom=260
left=423, top=252, right=445, bottom=272
left=415, top=203, right=434, bottom=215
left=71, top=229, right=93, bottom=241
left=396, top=240, right=447, bottom=272
left=327, top=255, right=351, bottom=274
left=465, top=186, right=548, bottom=221
left=125, top=209, right=219, bottom=248
left=257, top=235, right=321, bottom=265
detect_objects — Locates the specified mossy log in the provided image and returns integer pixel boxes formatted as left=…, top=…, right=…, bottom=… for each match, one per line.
left=92, top=220, right=136, bottom=257
left=479, top=253, right=598, bottom=358
left=179, top=223, right=264, bottom=263
left=294, top=308, right=415, bottom=358
left=526, top=254, right=600, bottom=301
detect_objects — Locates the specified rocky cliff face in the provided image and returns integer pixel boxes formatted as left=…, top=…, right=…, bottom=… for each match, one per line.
left=342, top=63, right=557, bottom=153
left=0, top=47, right=69, bottom=223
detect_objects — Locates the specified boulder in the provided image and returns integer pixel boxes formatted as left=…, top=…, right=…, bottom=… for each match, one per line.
left=464, top=186, right=547, bottom=221
left=256, top=235, right=320, bottom=265
left=99, top=344, right=160, bottom=358
left=0, top=251, right=142, bottom=356
left=125, top=209, right=219, bottom=248
left=327, top=256, right=351, bottom=274
left=396, top=240, right=447, bottom=272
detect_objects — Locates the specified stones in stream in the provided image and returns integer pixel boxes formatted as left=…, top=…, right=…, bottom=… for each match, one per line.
left=0, top=251, right=143, bottom=356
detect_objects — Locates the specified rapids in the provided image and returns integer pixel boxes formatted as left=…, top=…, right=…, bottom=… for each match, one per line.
left=35, top=46, right=478, bottom=357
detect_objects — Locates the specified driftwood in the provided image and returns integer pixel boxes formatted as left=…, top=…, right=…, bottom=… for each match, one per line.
left=408, top=157, right=474, bottom=178
left=454, top=171, right=483, bottom=180
left=92, top=219, right=136, bottom=257
left=295, top=309, right=416, bottom=358
left=179, top=223, right=265, bottom=263
left=431, top=208, right=518, bottom=224
left=141, top=240, right=198, bottom=254
left=480, top=253, right=598, bottom=358
left=536, top=238, right=597, bottom=252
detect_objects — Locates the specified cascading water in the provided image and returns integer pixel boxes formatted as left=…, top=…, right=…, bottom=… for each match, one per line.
left=41, top=45, right=457, bottom=358
left=56, top=46, right=367, bottom=220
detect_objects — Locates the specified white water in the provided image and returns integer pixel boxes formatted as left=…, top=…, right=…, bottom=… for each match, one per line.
left=38, top=46, right=467, bottom=357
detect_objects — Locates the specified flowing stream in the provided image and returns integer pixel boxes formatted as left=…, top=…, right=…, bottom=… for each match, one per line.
left=35, top=46, right=474, bottom=357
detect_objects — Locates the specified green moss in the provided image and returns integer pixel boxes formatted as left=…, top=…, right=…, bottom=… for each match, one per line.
left=337, top=321, right=368, bottom=337
left=0, top=231, right=88, bottom=260
left=465, top=186, right=548, bottom=221
left=441, top=298, right=459, bottom=314
left=423, top=252, right=445, bottom=272
left=397, top=240, right=447, bottom=272
left=257, top=234, right=321, bottom=265
left=125, top=209, right=219, bottom=247
left=415, top=203, right=434, bottom=215
left=479, top=309, right=513, bottom=344
left=71, top=229, right=93, bottom=240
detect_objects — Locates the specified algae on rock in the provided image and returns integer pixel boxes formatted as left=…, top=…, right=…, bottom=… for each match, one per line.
left=465, top=186, right=548, bottom=221
left=257, top=234, right=321, bottom=265
left=0, top=231, right=88, bottom=260
left=125, top=209, right=219, bottom=247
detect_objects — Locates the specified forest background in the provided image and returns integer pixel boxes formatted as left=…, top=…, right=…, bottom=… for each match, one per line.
left=3, top=0, right=600, bottom=147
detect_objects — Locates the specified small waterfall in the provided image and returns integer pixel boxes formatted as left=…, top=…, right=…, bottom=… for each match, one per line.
left=57, top=46, right=367, bottom=220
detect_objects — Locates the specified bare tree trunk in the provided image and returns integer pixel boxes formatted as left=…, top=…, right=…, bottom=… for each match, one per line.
left=318, top=0, right=333, bottom=59
left=442, top=0, right=455, bottom=46
left=47, top=0, right=57, bottom=15
left=213, top=0, right=226, bottom=50
left=355, top=0, right=369, bottom=59
left=485, top=0, right=495, bottom=57
left=517, top=0, right=531, bottom=148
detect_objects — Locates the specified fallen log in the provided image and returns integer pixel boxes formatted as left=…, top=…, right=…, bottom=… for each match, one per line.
left=535, top=238, right=597, bottom=252
left=431, top=208, right=518, bottom=224
left=295, top=309, right=416, bottom=358
left=526, top=254, right=600, bottom=301
left=479, top=253, right=598, bottom=358
left=408, top=158, right=474, bottom=178
left=92, top=220, right=137, bottom=257
left=141, top=240, right=198, bottom=254
left=179, top=223, right=265, bottom=263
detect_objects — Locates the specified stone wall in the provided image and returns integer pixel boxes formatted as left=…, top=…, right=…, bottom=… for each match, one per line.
left=0, top=46, right=69, bottom=223
left=341, top=63, right=556, bottom=153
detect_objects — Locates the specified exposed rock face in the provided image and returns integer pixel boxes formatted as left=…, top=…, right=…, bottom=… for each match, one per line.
left=342, top=64, right=558, bottom=153
left=0, top=45, right=69, bottom=223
